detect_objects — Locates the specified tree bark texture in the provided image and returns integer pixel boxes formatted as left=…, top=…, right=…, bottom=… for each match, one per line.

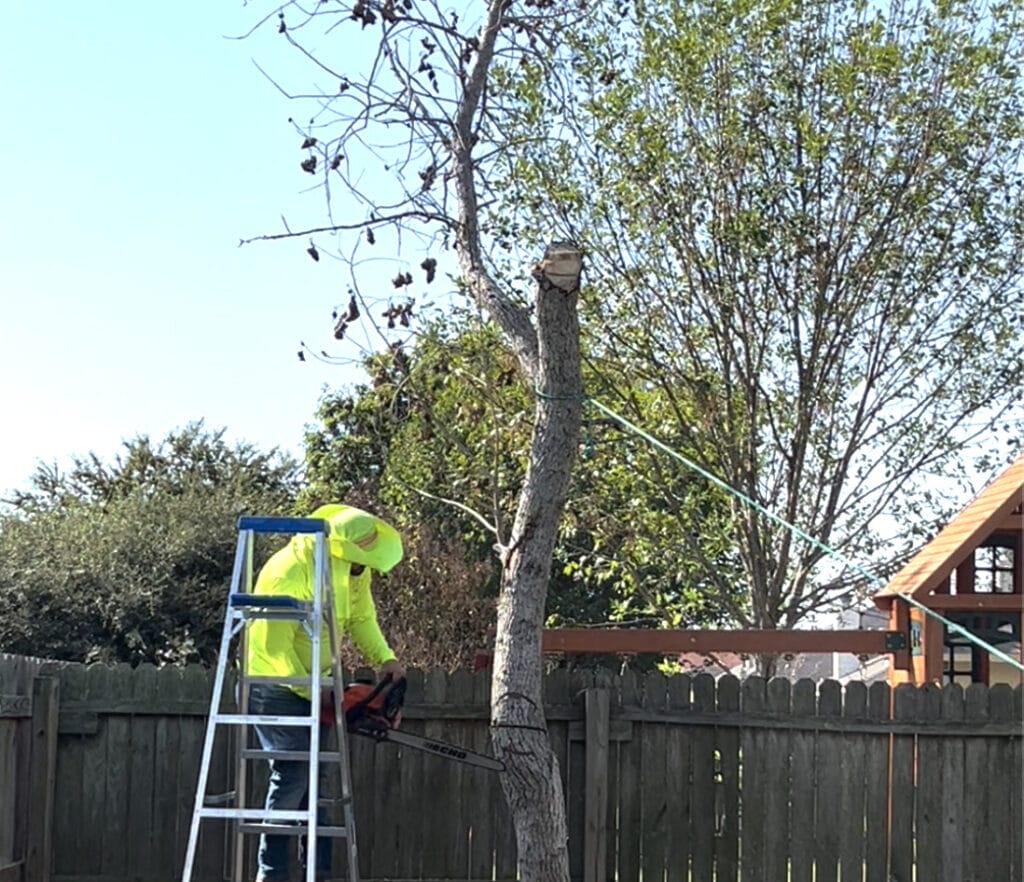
left=489, top=244, right=583, bottom=882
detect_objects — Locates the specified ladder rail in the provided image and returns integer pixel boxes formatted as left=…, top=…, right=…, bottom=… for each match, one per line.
left=182, top=529, right=250, bottom=882
left=230, top=528, right=256, bottom=882
left=328, top=592, right=361, bottom=882
left=304, top=531, right=325, bottom=882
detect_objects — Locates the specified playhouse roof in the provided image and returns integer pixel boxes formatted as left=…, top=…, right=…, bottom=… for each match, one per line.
left=874, top=454, right=1024, bottom=609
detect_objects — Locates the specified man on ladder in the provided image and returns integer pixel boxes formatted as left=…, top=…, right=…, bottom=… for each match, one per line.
left=246, top=503, right=405, bottom=882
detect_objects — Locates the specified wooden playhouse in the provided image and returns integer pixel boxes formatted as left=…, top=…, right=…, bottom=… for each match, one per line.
left=874, top=454, right=1024, bottom=686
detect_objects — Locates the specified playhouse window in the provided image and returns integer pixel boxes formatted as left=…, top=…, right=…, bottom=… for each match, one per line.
left=944, top=644, right=979, bottom=685
left=974, top=537, right=1016, bottom=593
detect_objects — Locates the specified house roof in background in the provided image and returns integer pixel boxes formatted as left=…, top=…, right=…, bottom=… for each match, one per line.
left=874, top=455, right=1024, bottom=608
left=677, top=651, right=744, bottom=674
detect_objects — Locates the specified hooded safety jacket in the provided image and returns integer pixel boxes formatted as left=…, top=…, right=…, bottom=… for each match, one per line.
left=244, top=504, right=402, bottom=696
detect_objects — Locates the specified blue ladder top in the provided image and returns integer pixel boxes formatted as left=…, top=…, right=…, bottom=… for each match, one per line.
left=229, top=594, right=310, bottom=611
left=237, top=516, right=329, bottom=534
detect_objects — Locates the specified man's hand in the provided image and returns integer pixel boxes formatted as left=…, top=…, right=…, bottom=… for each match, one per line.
left=380, top=658, right=406, bottom=682
left=379, top=659, right=405, bottom=729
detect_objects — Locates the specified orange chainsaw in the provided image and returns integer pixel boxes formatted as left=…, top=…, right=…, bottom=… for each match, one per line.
left=321, top=675, right=504, bottom=772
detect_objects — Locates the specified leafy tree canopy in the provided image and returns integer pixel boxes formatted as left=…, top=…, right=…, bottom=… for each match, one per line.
left=0, top=423, right=300, bottom=664
left=485, top=0, right=1023, bottom=627
left=302, top=315, right=741, bottom=634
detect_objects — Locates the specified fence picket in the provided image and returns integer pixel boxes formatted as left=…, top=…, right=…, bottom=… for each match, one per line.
left=863, top=681, right=890, bottom=882
left=396, top=668, right=426, bottom=881
left=127, top=664, right=158, bottom=877
left=100, top=665, right=133, bottom=878
left=814, top=680, right=843, bottom=882
left=839, top=680, right=868, bottom=882
left=468, top=669, right=497, bottom=881
left=1011, top=688, right=1019, bottom=880
left=600, top=669, right=619, bottom=882
left=419, top=672, right=452, bottom=876
left=640, top=672, right=669, bottom=882
left=940, top=684, right=966, bottom=882
left=763, top=677, right=791, bottom=882
left=664, top=674, right=691, bottom=882
left=739, top=676, right=767, bottom=882
left=889, top=684, right=919, bottom=881
left=152, top=666, right=185, bottom=878
left=987, top=685, right=1015, bottom=878
left=616, top=670, right=641, bottom=882
left=568, top=669, right=594, bottom=882
left=0, top=656, right=26, bottom=865
left=447, top=669, right=473, bottom=878
left=690, top=673, right=716, bottom=882
left=76, top=665, right=110, bottom=877
left=915, top=683, right=945, bottom=882
left=788, top=678, right=816, bottom=882
left=1012, top=687, right=1023, bottom=882
left=714, top=675, right=741, bottom=882
left=52, top=665, right=86, bottom=876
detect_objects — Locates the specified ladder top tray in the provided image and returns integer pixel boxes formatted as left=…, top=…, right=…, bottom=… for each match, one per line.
left=230, top=594, right=310, bottom=611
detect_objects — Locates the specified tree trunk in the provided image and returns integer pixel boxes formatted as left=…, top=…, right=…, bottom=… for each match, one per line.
left=489, top=244, right=583, bottom=882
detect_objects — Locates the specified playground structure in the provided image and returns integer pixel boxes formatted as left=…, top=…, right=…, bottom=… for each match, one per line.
left=874, top=454, right=1023, bottom=686
left=532, top=455, right=1024, bottom=687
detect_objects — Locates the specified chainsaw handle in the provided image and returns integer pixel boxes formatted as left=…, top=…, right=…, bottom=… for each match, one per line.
left=343, top=674, right=406, bottom=729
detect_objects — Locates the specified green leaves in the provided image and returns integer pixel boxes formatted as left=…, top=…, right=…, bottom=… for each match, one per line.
left=485, top=0, right=1024, bottom=632
left=0, top=426, right=299, bottom=664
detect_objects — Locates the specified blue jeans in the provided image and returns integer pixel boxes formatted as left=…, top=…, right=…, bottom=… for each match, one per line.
left=249, top=684, right=331, bottom=881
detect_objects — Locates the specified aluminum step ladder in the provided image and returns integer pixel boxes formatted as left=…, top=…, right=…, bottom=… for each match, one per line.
left=182, top=516, right=359, bottom=882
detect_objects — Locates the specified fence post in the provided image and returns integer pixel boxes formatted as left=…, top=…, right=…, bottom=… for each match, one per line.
left=584, top=688, right=609, bottom=882
left=25, top=676, right=59, bottom=882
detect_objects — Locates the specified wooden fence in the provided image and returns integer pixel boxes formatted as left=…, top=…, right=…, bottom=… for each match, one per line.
left=1, top=655, right=1021, bottom=882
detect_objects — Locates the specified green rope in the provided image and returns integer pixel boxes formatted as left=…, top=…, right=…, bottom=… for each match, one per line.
left=573, top=395, right=1024, bottom=673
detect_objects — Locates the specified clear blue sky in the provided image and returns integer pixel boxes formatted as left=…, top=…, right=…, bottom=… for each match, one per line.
left=0, top=3, right=376, bottom=496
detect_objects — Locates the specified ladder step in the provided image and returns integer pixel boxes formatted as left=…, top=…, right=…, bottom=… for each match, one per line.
left=203, top=791, right=236, bottom=807
left=242, top=748, right=343, bottom=762
left=318, top=797, right=352, bottom=808
left=213, top=714, right=316, bottom=727
left=238, top=823, right=350, bottom=838
left=230, top=594, right=314, bottom=621
left=234, top=609, right=314, bottom=621
left=199, top=807, right=311, bottom=821
left=201, top=792, right=347, bottom=809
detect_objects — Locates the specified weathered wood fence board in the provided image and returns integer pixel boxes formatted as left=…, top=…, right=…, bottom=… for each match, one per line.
left=1, top=653, right=83, bottom=882
left=1, top=655, right=1022, bottom=882
left=863, top=683, right=890, bottom=882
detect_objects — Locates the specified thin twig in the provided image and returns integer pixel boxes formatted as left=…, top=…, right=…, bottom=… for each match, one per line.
left=400, top=481, right=498, bottom=536
left=238, top=210, right=453, bottom=245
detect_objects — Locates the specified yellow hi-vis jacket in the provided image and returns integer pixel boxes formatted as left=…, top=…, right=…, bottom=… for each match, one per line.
left=244, top=504, right=402, bottom=697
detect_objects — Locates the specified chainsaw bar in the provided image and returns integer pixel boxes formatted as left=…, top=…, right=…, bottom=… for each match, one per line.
left=351, top=721, right=505, bottom=772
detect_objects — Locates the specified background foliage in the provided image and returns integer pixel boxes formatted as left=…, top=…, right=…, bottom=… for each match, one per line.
left=3, top=0, right=1021, bottom=669
left=0, top=424, right=299, bottom=664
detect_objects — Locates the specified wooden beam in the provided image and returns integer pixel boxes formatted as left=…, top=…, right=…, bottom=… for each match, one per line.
left=541, top=628, right=901, bottom=655
left=26, top=677, right=59, bottom=882
left=922, top=595, right=1024, bottom=612
left=892, top=600, right=912, bottom=672
left=0, top=862, right=24, bottom=882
